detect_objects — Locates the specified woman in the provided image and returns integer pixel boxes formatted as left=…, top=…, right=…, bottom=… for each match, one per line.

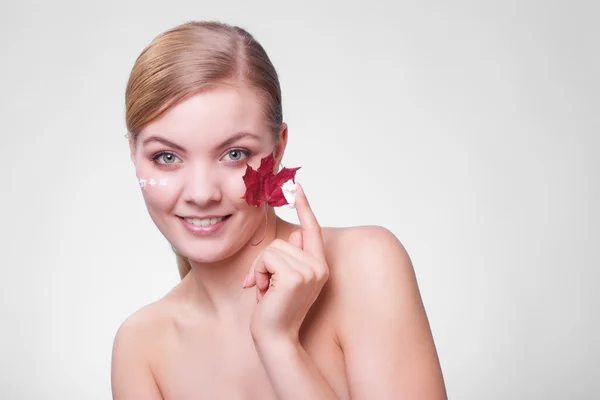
left=111, top=20, right=447, bottom=399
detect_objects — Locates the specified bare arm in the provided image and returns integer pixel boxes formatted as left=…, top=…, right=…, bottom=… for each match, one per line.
left=337, top=226, right=447, bottom=399
left=111, top=317, right=163, bottom=400
left=252, top=333, right=338, bottom=399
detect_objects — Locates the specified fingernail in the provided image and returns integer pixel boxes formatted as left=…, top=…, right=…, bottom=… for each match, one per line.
left=242, top=275, right=249, bottom=288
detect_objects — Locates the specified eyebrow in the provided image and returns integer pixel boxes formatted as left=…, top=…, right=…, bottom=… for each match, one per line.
left=142, top=132, right=261, bottom=152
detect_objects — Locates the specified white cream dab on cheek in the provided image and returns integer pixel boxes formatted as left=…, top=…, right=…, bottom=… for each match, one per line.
left=139, top=178, right=168, bottom=190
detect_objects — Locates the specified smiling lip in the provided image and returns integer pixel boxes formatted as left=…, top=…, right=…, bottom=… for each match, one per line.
left=180, top=215, right=229, bottom=219
left=179, top=215, right=231, bottom=236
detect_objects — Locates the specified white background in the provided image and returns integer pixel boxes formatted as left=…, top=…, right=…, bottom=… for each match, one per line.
left=1, top=0, right=598, bottom=399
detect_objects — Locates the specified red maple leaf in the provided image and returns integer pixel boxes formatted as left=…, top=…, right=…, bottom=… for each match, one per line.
left=241, top=152, right=301, bottom=207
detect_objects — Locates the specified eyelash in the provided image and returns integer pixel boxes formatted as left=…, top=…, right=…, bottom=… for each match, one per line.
left=150, top=148, right=253, bottom=169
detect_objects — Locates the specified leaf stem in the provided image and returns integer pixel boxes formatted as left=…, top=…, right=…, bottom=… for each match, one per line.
left=251, top=203, right=269, bottom=246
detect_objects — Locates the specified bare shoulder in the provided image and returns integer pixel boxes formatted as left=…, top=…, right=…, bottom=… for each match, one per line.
left=111, top=292, right=181, bottom=399
left=320, top=224, right=419, bottom=322
left=321, top=225, right=447, bottom=398
left=321, top=224, right=421, bottom=320
left=113, top=299, right=170, bottom=350
left=321, top=224, right=413, bottom=279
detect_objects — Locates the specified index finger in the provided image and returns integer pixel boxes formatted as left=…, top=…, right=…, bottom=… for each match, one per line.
left=294, top=183, right=325, bottom=259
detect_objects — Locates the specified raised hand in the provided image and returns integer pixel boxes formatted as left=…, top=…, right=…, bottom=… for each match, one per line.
left=243, top=183, right=329, bottom=342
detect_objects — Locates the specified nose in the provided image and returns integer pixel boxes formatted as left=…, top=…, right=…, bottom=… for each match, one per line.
left=182, top=163, right=222, bottom=206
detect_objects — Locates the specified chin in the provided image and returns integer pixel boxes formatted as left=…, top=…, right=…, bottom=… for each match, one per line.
left=184, top=237, right=255, bottom=264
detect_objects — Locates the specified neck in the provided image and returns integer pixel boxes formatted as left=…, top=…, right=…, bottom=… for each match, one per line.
left=183, top=208, right=295, bottom=324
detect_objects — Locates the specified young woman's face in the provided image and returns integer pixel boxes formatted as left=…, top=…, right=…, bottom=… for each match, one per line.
left=129, top=84, right=286, bottom=263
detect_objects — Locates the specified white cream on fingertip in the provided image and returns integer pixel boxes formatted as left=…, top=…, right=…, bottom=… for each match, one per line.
left=282, top=179, right=298, bottom=209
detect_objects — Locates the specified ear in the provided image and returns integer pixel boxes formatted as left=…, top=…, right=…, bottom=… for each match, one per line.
left=128, top=135, right=137, bottom=167
left=274, top=122, right=288, bottom=169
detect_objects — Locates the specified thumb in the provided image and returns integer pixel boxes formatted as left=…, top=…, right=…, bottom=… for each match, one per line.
left=288, top=229, right=303, bottom=250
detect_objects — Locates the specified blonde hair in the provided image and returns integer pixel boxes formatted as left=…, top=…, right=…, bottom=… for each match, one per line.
left=125, top=21, right=284, bottom=279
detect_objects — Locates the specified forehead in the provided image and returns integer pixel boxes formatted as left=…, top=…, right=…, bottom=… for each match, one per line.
left=139, top=84, right=269, bottom=146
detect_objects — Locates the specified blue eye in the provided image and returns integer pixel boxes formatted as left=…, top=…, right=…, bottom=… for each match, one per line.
left=151, top=152, right=181, bottom=165
left=224, top=149, right=252, bottom=163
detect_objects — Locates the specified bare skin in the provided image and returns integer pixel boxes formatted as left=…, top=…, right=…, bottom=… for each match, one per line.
left=134, top=219, right=347, bottom=399
left=112, top=218, right=447, bottom=399
left=112, top=84, right=447, bottom=399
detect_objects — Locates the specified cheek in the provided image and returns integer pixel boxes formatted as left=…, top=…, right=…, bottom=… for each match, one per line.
left=222, top=170, right=250, bottom=205
left=137, top=175, right=179, bottom=211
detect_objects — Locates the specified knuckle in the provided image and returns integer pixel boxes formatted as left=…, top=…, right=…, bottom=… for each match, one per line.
left=287, top=271, right=304, bottom=288
left=262, top=249, right=276, bottom=263
left=271, top=238, right=285, bottom=247
left=316, top=265, right=330, bottom=282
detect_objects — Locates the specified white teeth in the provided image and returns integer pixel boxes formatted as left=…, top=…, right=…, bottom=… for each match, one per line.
left=184, top=216, right=226, bottom=226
